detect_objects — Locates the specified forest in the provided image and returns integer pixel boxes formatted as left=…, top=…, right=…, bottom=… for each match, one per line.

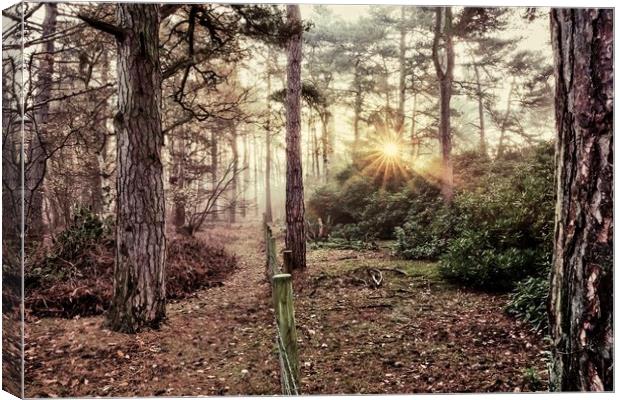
left=1, top=2, right=613, bottom=397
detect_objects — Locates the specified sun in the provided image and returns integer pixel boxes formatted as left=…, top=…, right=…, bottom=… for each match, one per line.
left=381, top=141, right=401, bottom=158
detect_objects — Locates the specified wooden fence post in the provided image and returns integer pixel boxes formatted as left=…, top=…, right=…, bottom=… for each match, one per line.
left=282, top=249, right=293, bottom=273
left=268, top=236, right=278, bottom=277
left=272, top=273, right=299, bottom=394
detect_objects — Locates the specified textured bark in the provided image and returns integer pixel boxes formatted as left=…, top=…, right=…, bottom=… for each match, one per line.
left=284, top=5, right=306, bottom=270
left=432, top=7, right=454, bottom=203
left=106, top=4, right=166, bottom=333
left=96, top=47, right=115, bottom=219
left=171, top=135, right=186, bottom=228
left=548, top=8, right=613, bottom=392
left=264, top=51, right=273, bottom=223
left=26, top=2, right=57, bottom=240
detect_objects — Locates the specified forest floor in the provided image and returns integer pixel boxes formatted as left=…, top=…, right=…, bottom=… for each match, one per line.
left=24, top=223, right=549, bottom=397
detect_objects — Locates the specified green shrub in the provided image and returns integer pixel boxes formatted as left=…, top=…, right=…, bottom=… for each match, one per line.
left=439, top=231, right=547, bottom=291
left=435, top=143, right=554, bottom=291
left=26, top=207, right=110, bottom=287
left=506, top=275, right=550, bottom=332
left=395, top=204, right=453, bottom=259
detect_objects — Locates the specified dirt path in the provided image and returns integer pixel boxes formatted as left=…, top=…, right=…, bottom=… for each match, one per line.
left=25, top=224, right=548, bottom=396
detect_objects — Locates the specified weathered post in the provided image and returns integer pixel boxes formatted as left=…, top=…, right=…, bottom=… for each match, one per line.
left=282, top=250, right=293, bottom=273
left=268, top=236, right=278, bottom=277
left=272, top=273, right=299, bottom=394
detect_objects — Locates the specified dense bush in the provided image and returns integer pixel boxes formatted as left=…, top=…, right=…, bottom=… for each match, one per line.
left=307, top=157, right=415, bottom=240
left=438, top=143, right=555, bottom=291
left=25, top=207, right=237, bottom=317
left=506, top=275, right=550, bottom=332
left=26, top=207, right=111, bottom=288
left=309, top=142, right=554, bottom=294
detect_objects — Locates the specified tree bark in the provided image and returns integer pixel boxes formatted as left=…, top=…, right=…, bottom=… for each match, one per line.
left=96, top=47, right=115, bottom=220
left=229, top=122, right=238, bottom=224
left=432, top=7, right=454, bottom=204
left=548, top=8, right=613, bottom=392
left=171, top=134, right=186, bottom=229
left=210, top=127, right=219, bottom=221
left=242, top=128, right=249, bottom=219
left=26, top=2, right=57, bottom=240
left=284, top=5, right=306, bottom=270
left=106, top=4, right=166, bottom=333
left=264, top=49, right=274, bottom=223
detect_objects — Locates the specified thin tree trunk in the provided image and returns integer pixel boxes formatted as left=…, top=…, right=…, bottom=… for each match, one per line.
left=496, top=78, right=515, bottom=159
left=97, top=47, right=115, bottom=219
left=410, top=92, right=418, bottom=160
left=473, top=62, right=487, bottom=155
left=210, top=128, right=219, bottom=221
left=242, top=129, right=249, bottom=219
left=548, top=8, right=613, bottom=392
left=353, top=63, right=362, bottom=146
left=320, top=111, right=330, bottom=183
left=106, top=4, right=166, bottom=333
left=284, top=5, right=306, bottom=270
left=314, top=124, right=320, bottom=178
left=264, top=53, right=273, bottom=223
left=253, top=132, right=259, bottom=217
left=396, top=5, right=406, bottom=137
left=172, top=134, right=186, bottom=228
left=432, top=7, right=454, bottom=204
left=26, top=2, right=57, bottom=240
left=229, top=122, right=238, bottom=224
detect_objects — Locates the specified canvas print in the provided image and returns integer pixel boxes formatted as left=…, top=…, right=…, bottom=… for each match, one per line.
left=1, top=1, right=613, bottom=397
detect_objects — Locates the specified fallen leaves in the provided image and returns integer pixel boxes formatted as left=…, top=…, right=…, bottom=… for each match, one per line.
left=24, top=224, right=549, bottom=397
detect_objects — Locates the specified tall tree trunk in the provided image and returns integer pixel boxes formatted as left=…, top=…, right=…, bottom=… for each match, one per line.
left=473, top=63, right=487, bottom=155
left=353, top=63, right=362, bottom=146
left=2, top=58, right=21, bottom=244
left=96, top=47, right=115, bottom=219
left=242, top=128, right=249, bottom=219
left=548, top=8, right=613, bottom=392
left=311, top=115, right=320, bottom=178
left=264, top=51, right=274, bottom=223
left=432, top=7, right=454, bottom=204
left=26, top=2, right=57, bottom=240
left=106, top=4, right=166, bottom=333
left=396, top=5, right=407, bottom=137
left=229, top=123, right=238, bottom=224
left=210, top=128, right=219, bottom=221
left=284, top=5, right=306, bottom=270
left=253, top=132, right=259, bottom=217
left=320, top=111, right=330, bottom=183
left=410, top=92, right=418, bottom=160
left=172, top=134, right=186, bottom=229
left=496, top=78, right=515, bottom=159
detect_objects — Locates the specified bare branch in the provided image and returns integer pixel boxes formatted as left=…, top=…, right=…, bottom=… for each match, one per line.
left=78, top=14, right=125, bottom=41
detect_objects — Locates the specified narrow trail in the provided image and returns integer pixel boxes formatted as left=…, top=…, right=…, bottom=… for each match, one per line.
left=26, top=224, right=281, bottom=397
left=25, top=223, right=549, bottom=397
